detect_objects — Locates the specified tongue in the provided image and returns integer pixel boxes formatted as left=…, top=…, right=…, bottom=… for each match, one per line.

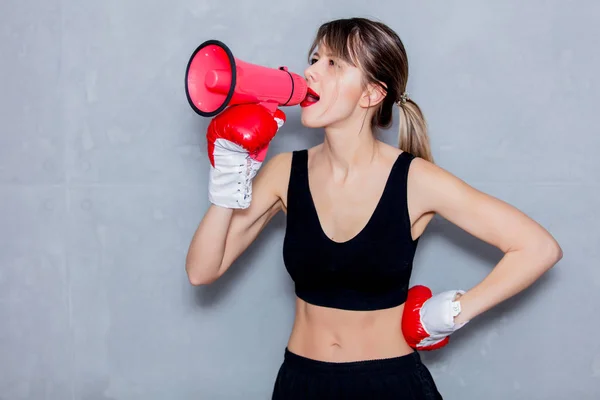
left=305, top=88, right=320, bottom=102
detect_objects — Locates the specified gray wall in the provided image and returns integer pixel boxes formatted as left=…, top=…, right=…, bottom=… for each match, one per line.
left=1, top=0, right=598, bottom=399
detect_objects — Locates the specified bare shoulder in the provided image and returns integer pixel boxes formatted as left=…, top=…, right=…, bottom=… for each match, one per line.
left=406, top=156, right=493, bottom=218
left=408, top=157, right=500, bottom=221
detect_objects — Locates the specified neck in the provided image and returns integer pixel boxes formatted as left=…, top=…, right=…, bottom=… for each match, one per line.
left=320, top=121, right=378, bottom=176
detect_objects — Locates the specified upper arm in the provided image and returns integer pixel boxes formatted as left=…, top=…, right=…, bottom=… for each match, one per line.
left=218, top=151, right=292, bottom=272
left=407, top=158, right=562, bottom=257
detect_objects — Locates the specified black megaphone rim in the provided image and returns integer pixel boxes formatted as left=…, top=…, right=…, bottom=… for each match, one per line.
left=184, top=39, right=237, bottom=117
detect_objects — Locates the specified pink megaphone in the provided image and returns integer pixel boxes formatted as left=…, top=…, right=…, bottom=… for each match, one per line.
left=185, top=40, right=308, bottom=117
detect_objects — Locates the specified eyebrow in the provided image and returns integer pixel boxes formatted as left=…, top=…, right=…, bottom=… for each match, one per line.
left=312, top=51, right=334, bottom=58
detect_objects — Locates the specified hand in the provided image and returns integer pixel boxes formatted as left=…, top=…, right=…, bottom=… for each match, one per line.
left=206, top=104, right=286, bottom=209
left=401, top=285, right=469, bottom=351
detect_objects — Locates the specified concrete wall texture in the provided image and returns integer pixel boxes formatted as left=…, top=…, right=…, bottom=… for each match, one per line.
left=1, top=1, right=598, bottom=399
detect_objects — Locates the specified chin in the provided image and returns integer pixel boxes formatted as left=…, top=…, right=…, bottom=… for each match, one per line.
left=301, top=104, right=340, bottom=129
left=301, top=117, right=319, bottom=128
left=300, top=108, right=323, bottom=128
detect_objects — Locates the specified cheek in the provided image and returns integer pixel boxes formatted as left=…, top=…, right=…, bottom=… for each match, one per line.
left=334, top=73, right=364, bottom=107
left=338, top=86, right=363, bottom=109
left=322, top=77, right=361, bottom=110
left=300, top=75, right=363, bottom=127
left=325, top=89, right=361, bottom=119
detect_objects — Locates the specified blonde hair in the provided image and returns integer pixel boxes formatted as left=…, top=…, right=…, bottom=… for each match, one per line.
left=308, top=17, right=433, bottom=163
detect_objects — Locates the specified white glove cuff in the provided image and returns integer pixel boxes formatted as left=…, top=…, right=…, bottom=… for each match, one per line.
left=208, top=139, right=262, bottom=209
left=420, top=289, right=468, bottom=336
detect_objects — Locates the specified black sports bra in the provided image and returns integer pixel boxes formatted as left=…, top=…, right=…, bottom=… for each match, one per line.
left=282, top=149, right=419, bottom=311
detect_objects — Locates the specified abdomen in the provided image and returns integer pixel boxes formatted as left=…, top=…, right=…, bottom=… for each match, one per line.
left=286, top=298, right=414, bottom=362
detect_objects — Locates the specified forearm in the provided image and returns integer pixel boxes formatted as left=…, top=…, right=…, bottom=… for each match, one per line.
left=454, top=241, right=562, bottom=324
left=454, top=240, right=562, bottom=325
left=185, top=205, right=234, bottom=285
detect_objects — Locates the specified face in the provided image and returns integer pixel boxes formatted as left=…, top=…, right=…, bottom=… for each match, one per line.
left=300, top=44, right=370, bottom=129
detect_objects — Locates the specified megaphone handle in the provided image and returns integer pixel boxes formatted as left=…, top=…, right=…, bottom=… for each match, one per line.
left=258, top=101, right=279, bottom=115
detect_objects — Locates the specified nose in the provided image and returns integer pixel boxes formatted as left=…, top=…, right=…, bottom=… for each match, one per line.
left=304, top=63, right=318, bottom=83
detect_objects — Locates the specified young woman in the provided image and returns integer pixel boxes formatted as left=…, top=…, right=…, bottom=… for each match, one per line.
left=185, top=17, right=563, bottom=399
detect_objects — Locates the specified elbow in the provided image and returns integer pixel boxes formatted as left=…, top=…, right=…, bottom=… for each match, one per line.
left=187, top=274, right=216, bottom=286
left=550, top=241, right=563, bottom=264
left=537, top=236, right=563, bottom=269
left=185, top=264, right=220, bottom=286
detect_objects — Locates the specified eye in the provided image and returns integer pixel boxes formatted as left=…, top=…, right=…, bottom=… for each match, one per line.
left=329, top=59, right=336, bottom=66
left=309, top=58, right=318, bottom=65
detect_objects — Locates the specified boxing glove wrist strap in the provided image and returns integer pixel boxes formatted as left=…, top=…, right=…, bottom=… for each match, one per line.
left=208, top=140, right=262, bottom=209
left=421, top=289, right=469, bottom=338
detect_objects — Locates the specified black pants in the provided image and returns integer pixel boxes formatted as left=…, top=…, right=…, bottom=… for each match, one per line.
left=272, top=348, right=443, bottom=399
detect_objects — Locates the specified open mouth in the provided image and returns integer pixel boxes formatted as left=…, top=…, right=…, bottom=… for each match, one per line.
left=301, top=87, right=320, bottom=108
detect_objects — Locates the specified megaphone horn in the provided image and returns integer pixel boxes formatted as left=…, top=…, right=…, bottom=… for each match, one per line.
left=185, top=40, right=308, bottom=117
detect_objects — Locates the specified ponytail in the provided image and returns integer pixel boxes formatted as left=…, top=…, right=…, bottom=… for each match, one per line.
left=398, top=99, right=434, bottom=163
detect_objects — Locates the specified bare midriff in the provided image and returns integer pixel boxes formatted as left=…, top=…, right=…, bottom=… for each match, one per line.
left=286, top=297, right=414, bottom=362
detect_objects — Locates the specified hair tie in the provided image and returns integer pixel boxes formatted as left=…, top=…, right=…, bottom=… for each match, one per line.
left=397, top=92, right=410, bottom=106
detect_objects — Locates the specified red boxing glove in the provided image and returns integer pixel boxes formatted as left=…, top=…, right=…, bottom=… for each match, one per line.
left=401, top=285, right=468, bottom=351
left=206, top=104, right=286, bottom=209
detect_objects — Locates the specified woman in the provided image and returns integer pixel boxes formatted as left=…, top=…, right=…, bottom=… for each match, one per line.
left=185, top=17, right=563, bottom=399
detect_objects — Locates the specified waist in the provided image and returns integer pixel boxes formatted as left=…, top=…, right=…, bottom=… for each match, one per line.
left=281, top=346, right=422, bottom=376
left=287, top=297, right=413, bottom=362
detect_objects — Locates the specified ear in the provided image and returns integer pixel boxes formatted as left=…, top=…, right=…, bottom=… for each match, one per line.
left=359, top=81, right=387, bottom=108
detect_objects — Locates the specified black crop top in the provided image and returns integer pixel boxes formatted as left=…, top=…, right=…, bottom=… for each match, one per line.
left=282, top=149, right=420, bottom=311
